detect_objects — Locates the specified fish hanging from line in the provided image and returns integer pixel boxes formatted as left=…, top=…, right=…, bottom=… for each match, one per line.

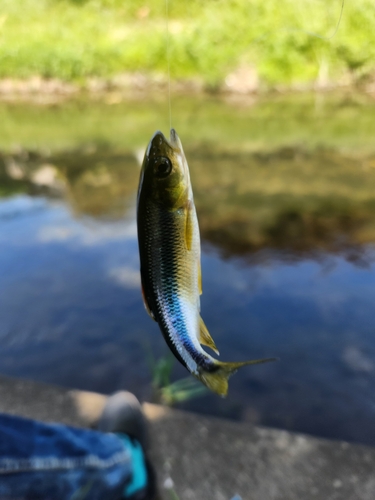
left=136, top=129, right=276, bottom=396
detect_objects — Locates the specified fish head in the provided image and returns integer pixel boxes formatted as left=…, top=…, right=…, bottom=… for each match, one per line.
left=138, top=129, right=191, bottom=209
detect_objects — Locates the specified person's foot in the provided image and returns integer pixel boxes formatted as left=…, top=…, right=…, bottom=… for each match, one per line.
left=98, top=392, right=158, bottom=500
left=98, top=391, right=149, bottom=451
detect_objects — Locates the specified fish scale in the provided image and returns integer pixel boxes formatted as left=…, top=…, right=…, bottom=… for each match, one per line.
left=142, top=200, right=205, bottom=372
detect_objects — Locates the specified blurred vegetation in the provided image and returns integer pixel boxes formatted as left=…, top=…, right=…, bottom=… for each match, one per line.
left=147, top=351, right=207, bottom=405
left=0, top=0, right=374, bottom=88
left=1, top=93, right=375, bottom=153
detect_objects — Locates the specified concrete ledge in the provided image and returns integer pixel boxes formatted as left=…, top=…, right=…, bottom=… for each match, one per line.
left=0, top=375, right=374, bottom=500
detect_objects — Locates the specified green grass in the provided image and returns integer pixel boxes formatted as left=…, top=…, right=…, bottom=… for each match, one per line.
left=147, top=351, right=207, bottom=405
left=0, top=0, right=374, bottom=87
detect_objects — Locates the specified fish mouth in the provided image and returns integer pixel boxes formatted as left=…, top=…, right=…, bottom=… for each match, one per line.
left=169, top=128, right=180, bottom=148
left=169, top=129, right=187, bottom=178
left=146, top=129, right=181, bottom=157
left=153, top=128, right=179, bottom=147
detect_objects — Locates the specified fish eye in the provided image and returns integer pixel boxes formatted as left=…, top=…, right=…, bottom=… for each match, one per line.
left=154, top=156, right=172, bottom=178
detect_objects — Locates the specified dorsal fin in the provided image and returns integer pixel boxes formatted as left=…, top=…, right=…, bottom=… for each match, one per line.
left=199, top=317, right=219, bottom=355
left=141, top=282, right=156, bottom=321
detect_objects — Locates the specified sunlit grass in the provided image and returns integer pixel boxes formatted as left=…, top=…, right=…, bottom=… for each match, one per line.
left=0, top=0, right=374, bottom=87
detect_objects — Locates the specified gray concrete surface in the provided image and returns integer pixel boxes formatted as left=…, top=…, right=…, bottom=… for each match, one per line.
left=0, top=374, right=374, bottom=500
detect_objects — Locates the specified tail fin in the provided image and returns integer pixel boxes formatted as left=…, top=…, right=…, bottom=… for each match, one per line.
left=198, top=357, right=277, bottom=397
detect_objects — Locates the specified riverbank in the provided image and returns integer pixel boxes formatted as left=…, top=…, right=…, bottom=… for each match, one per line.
left=1, top=0, right=375, bottom=92
left=0, top=74, right=375, bottom=105
left=0, top=374, right=374, bottom=500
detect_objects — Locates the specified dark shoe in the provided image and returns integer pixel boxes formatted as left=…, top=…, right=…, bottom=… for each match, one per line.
left=98, top=392, right=159, bottom=500
left=98, top=391, right=149, bottom=451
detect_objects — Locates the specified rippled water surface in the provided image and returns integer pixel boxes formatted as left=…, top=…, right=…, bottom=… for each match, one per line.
left=1, top=93, right=375, bottom=445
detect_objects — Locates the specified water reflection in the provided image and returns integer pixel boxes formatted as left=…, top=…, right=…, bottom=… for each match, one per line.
left=190, top=147, right=375, bottom=262
left=2, top=145, right=375, bottom=261
left=0, top=195, right=158, bottom=395
left=1, top=96, right=375, bottom=446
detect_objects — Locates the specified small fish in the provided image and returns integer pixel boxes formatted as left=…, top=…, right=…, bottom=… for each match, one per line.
left=137, top=129, right=276, bottom=396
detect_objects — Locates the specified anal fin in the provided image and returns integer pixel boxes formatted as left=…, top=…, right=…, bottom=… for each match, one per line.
left=199, top=317, right=219, bottom=355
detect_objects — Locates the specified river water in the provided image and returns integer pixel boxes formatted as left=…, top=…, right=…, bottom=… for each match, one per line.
left=1, top=93, right=375, bottom=445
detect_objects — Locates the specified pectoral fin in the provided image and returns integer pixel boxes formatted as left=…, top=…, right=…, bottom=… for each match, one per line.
left=198, top=261, right=202, bottom=295
left=199, top=317, right=219, bottom=355
left=185, top=200, right=194, bottom=251
left=141, top=283, right=156, bottom=321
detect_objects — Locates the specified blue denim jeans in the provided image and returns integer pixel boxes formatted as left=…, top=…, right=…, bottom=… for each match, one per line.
left=0, top=412, right=143, bottom=500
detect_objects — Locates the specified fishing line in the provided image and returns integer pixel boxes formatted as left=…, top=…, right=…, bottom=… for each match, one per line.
left=161, top=0, right=345, bottom=125
left=165, top=0, right=172, bottom=130
left=283, top=0, right=345, bottom=42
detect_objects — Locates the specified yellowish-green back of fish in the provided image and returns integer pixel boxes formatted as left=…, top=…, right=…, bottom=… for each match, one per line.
left=198, top=357, right=277, bottom=397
